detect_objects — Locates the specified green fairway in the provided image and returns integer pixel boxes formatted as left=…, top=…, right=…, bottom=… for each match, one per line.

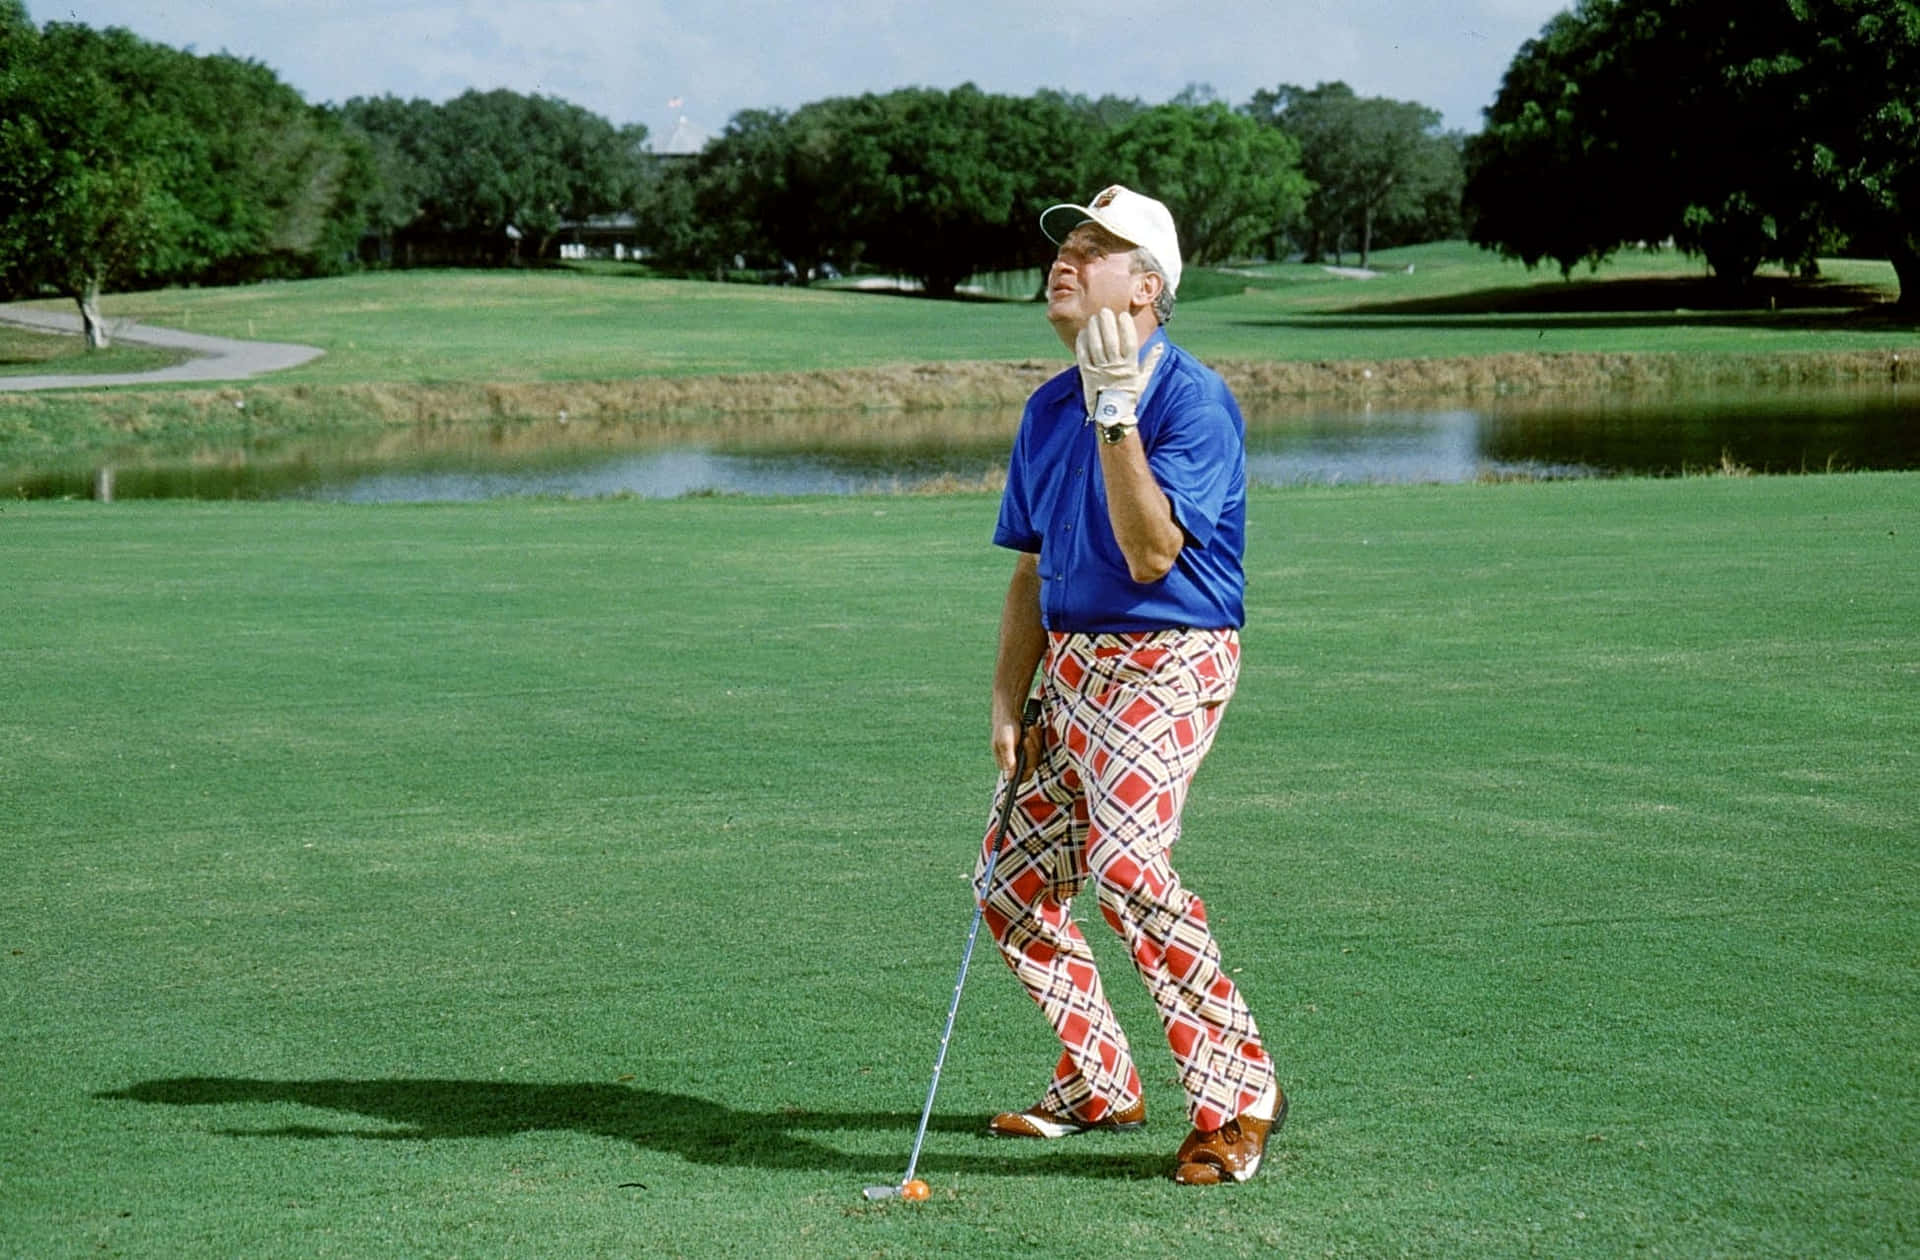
left=3, top=477, right=1914, bottom=1256
left=6, top=245, right=1914, bottom=389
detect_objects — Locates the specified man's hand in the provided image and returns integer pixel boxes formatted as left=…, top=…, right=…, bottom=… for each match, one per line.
left=1075, top=308, right=1164, bottom=435
left=991, top=714, right=1045, bottom=779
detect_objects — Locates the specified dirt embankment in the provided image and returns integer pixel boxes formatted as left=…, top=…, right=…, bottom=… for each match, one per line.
left=282, top=348, right=1918, bottom=424
left=155, top=348, right=1920, bottom=423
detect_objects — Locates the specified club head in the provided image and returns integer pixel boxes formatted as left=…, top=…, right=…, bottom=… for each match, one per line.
left=861, top=1184, right=902, bottom=1201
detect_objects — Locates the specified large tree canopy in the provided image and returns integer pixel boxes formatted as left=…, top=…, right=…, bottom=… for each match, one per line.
left=840, top=87, right=1088, bottom=297
left=343, top=90, right=648, bottom=264
left=1, top=18, right=178, bottom=344
left=669, top=86, right=1085, bottom=296
left=0, top=10, right=372, bottom=344
left=1245, top=82, right=1463, bottom=267
left=1798, top=0, right=1920, bottom=304
left=1102, top=103, right=1311, bottom=266
left=653, top=87, right=1315, bottom=294
left=689, top=87, right=1091, bottom=297
left=1466, top=0, right=1920, bottom=305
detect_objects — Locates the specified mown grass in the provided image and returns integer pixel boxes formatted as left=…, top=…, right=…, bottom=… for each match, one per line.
left=0, top=323, right=190, bottom=376
left=3, top=476, right=1914, bottom=1257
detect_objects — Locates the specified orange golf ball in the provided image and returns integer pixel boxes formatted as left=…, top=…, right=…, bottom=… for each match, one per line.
left=902, top=1178, right=930, bottom=1201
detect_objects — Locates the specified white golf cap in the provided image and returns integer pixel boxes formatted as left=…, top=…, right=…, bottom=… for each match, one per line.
left=1040, top=184, right=1183, bottom=296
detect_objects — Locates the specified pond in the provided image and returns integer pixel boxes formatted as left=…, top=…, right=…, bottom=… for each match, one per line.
left=13, top=382, right=1917, bottom=502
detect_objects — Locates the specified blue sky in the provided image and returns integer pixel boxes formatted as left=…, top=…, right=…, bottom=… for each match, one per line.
left=32, top=1, right=1570, bottom=148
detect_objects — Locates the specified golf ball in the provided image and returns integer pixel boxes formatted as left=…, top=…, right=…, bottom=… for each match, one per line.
left=902, top=1179, right=930, bottom=1201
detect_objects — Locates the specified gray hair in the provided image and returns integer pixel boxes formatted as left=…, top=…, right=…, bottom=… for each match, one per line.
left=1130, top=248, right=1176, bottom=325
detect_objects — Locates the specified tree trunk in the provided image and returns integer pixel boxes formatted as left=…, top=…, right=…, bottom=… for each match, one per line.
left=77, top=275, right=109, bottom=350
left=1701, top=239, right=1760, bottom=303
left=1892, top=240, right=1920, bottom=312
left=1360, top=205, right=1375, bottom=270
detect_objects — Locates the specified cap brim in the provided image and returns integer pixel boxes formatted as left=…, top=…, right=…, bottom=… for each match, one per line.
left=1039, top=203, right=1095, bottom=245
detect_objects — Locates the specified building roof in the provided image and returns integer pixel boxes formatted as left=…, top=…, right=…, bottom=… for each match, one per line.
left=656, top=115, right=712, bottom=157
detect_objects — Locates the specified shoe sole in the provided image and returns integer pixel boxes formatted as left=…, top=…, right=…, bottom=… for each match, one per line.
left=988, top=1110, right=1146, bottom=1139
left=988, top=1117, right=1146, bottom=1138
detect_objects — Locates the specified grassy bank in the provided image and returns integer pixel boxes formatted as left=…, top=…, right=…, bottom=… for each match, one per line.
left=2, top=477, right=1914, bottom=1256
left=7, top=346, right=1913, bottom=476
left=0, top=323, right=191, bottom=376
left=3, top=243, right=1915, bottom=469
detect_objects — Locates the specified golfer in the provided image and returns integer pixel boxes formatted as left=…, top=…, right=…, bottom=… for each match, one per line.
left=981, top=185, right=1283, bottom=1185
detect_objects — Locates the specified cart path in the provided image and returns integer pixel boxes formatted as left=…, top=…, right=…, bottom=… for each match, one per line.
left=0, top=306, right=324, bottom=391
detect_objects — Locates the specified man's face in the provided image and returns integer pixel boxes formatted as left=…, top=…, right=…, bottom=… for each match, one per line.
left=1046, top=224, right=1140, bottom=338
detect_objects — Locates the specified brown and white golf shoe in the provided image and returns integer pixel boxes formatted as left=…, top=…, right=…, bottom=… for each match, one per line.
left=1172, top=1079, right=1287, bottom=1185
left=987, top=1095, right=1146, bottom=1138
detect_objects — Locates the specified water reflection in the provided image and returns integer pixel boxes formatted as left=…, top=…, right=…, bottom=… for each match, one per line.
left=11, top=383, right=1916, bottom=501
left=1245, top=409, right=1589, bottom=485
left=299, top=447, right=992, bottom=502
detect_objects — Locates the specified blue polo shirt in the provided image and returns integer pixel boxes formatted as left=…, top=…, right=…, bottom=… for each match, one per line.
left=994, top=330, right=1246, bottom=633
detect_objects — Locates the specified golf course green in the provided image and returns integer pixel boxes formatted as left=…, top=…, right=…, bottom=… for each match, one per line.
left=2, top=246, right=1915, bottom=1255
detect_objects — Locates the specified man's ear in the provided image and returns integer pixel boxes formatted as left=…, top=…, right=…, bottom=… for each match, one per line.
left=1132, top=268, right=1163, bottom=312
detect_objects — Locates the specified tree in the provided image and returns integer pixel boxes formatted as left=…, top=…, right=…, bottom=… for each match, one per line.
left=1103, top=103, right=1311, bottom=265
left=1798, top=0, right=1920, bottom=307
left=821, top=86, right=1088, bottom=297
left=0, top=21, right=197, bottom=346
left=338, top=95, right=440, bottom=261
left=164, top=54, right=375, bottom=282
left=1247, top=82, right=1462, bottom=267
left=630, top=155, right=707, bottom=271
left=677, top=86, right=1088, bottom=297
left=1465, top=0, right=1920, bottom=305
left=1, top=13, right=375, bottom=342
left=672, top=107, right=814, bottom=274
left=1033, top=88, right=1148, bottom=134
left=1461, top=8, right=1646, bottom=277
left=344, top=90, right=647, bottom=264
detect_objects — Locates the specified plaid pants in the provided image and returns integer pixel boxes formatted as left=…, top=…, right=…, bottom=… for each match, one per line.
left=978, top=627, right=1272, bottom=1133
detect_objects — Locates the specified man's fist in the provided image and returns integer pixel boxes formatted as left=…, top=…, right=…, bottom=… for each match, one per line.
left=1075, top=309, right=1163, bottom=433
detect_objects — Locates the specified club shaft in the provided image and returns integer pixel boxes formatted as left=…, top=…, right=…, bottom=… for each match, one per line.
left=896, top=711, right=1033, bottom=1188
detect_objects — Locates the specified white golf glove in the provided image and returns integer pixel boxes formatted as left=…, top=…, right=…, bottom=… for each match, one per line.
left=1076, top=308, right=1163, bottom=441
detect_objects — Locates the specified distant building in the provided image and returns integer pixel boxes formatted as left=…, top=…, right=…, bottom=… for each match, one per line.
left=556, top=213, right=644, bottom=261
left=554, top=116, right=713, bottom=261
left=656, top=114, right=712, bottom=161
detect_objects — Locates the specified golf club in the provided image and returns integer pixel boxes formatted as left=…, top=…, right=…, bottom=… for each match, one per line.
left=863, top=697, right=1042, bottom=1203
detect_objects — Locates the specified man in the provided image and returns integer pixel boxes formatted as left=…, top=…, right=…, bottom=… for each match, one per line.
left=980, top=185, right=1283, bottom=1186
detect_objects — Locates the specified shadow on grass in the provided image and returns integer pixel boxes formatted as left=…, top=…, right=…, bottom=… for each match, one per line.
left=1345, top=273, right=1895, bottom=315
left=95, top=1077, right=1167, bottom=1183
left=1229, top=308, right=1917, bottom=336
left=1277, top=272, right=1914, bottom=329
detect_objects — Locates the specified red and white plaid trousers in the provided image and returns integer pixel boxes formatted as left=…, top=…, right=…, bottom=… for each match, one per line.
left=978, top=627, right=1272, bottom=1132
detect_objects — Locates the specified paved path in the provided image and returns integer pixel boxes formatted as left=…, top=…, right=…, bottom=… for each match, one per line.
left=0, top=306, right=324, bottom=390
